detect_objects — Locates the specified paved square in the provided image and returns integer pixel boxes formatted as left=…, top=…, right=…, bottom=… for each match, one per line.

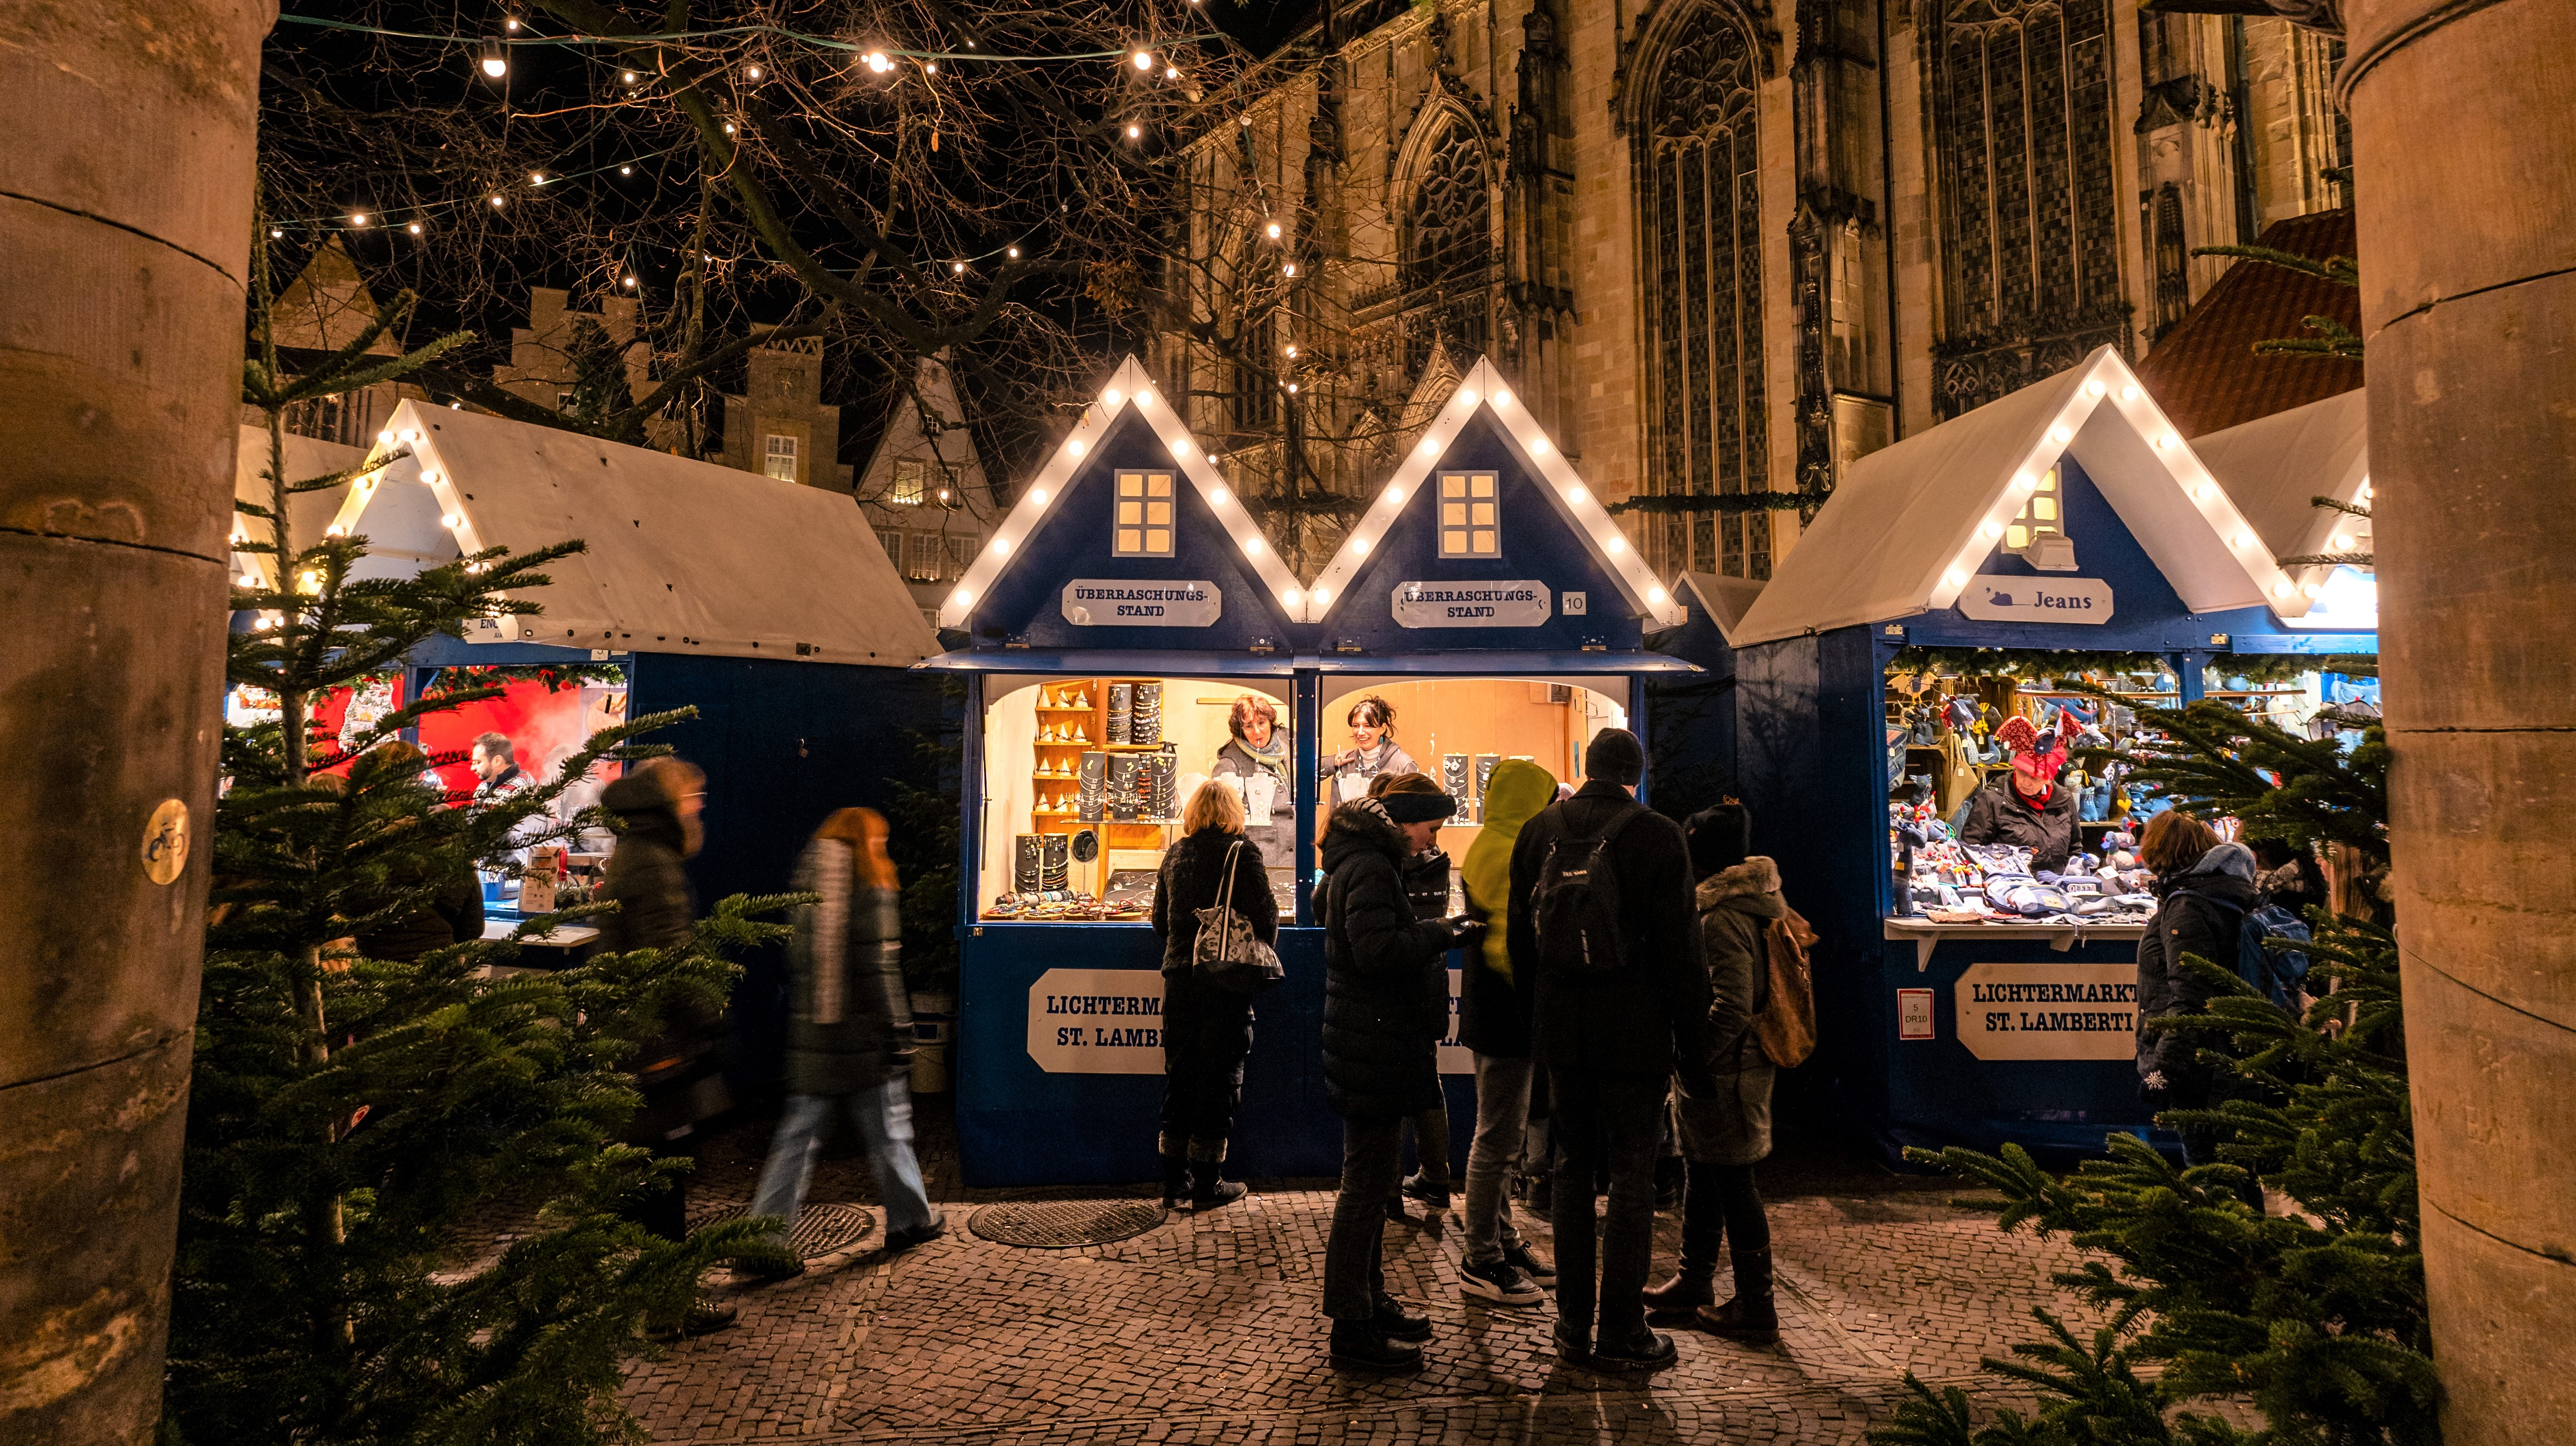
left=624, top=1098, right=2106, bottom=1444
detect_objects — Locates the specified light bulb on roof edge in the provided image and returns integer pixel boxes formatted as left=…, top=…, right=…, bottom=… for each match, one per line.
left=2121, top=385, right=2140, bottom=401
left=2234, top=531, right=2255, bottom=548
left=2157, top=434, right=2178, bottom=450
left=377, top=430, right=395, bottom=446
left=1138, top=390, right=1155, bottom=407
left=992, top=537, right=1010, bottom=555
left=1282, top=587, right=1300, bottom=606
left=2195, top=481, right=2215, bottom=500
left=1208, top=485, right=1227, bottom=504
left=1069, top=440, right=1086, bottom=456
left=441, top=513, right=461, bottom=528
left=2300, top=580, right=2322, bottom=598
left=1982, top=520, right=2003, bottom=539
left=2048, top=425, right=2073, bottom=444
left=1531, top=437, right=1550, bottom=455
left=2085, top=380, right=2107, bottom=397
left=1172, top=439, right=1191, bottom=456
left=1030, top=488, right=1047, bottom=504
left=2272, top=580, right=2294, bottom=598
left=1104, top=388, right=1123, bottom=406
left=1313, top=586, right=1329, bottom=603
left=1566, top=485, right=1587, bottom=504
left=1459, top=388, right=1478, bottom=406
left=2332, top=533, right=2353, bottom=550
left=1352, top=536, right=1369, bottom=554
left=1945, top=568, right=1969, bottom=587
left=1244, top=537, right=1263, bottom=554
left=953, top=588, right=972, bottom=606
left=2015, top=471, right=2037, bottom=490
left=1383, top=485, right=1404, bottom=504
left=1493, top=389, right=1513, bottom=407
left=1606, top=537, right=1625, bottom=553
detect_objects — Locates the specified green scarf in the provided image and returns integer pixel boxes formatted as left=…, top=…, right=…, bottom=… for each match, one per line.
left=1463, top=759, right=1557, bottom=984
left=1232, top=730, right=1288, bottom=772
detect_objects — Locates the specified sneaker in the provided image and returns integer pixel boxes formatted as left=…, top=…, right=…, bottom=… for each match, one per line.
left=1371, top=1296, right=1433, bottom=1341
left=1502, top=1241, right=1556, bottom=1285
left=881, top=1212, right=947, bottom=1254
left=1590, top=1330, right=1680, bottom=1372
left=1401, top=1172, right=1452, bottom=1211
left=1458, top=1257, right=1544, bottom=1307
left=1329, top=1322, right=1422, bottom=1371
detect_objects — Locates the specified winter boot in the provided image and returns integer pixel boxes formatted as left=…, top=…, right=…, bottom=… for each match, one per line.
left=1190, top=1160, right=1246, bottom=1211
left=1329, top=1320, right=1422, bottom=1371
left=1161, top=1151, right=1190, bottom=1210
left=1641, top=1267, right=1716, bottom=1314
left=1696, top=1248, right=1780, bottom=1343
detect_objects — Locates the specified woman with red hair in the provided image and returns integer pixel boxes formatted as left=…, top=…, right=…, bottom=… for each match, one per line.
left=742, top=808, right=944, bottom=1278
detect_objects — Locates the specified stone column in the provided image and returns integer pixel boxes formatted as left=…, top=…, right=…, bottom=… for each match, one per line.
left=2343, top=1, right=2576, bottom=1442
left=0, top=3, right=270, bottom=1440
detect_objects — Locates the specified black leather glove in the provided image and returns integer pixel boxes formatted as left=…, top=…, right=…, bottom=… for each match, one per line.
left=1446, top=916, right=1487, bottom=952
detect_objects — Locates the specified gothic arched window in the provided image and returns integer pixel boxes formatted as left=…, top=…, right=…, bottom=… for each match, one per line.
left=1638, top=4, right=1767, bottom=579
left=1930, top=0, right=2123, bottom=417
left=1403, top=117, right=1493, bottom=373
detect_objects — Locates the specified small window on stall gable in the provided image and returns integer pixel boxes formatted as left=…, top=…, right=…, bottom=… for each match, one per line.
left=1113, top=471, right=1175, bottom=557
left=1439, top=471, right=1500, bottom=558
left=2003, top=467, right=2070, bottom=561
left=889, top=460, right=925, bottom=507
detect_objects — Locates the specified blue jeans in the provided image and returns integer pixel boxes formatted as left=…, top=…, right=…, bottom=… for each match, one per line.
left=751, top=1078, right=938, bottom=1243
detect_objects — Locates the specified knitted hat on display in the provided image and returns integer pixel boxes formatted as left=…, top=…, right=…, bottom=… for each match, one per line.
left=1584, top=727, right=1646, bottom=787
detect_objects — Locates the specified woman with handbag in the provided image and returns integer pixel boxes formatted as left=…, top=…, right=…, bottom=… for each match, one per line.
left=1150, top=780, right=1280, bottom=1210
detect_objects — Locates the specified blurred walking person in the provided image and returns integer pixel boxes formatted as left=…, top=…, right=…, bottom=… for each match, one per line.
left=1150, top=780, right=1279, bottom=1210
left=1318, top=788, right=1479, bottom=1370
left=1454, top=759, right=1559, bottom=1307
left=744, top=808, right=944, bottom=1283
left=599, top=757, right=734, bottom=1336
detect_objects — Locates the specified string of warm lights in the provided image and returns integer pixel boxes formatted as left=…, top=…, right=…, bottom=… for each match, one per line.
left=273, top=143, right=690, bottom=231
left=275, top=13, right=1221, bottom=68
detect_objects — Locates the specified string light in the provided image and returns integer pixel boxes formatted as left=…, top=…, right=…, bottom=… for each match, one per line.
left=1007, top=245, right=1020, bottom=258
left=1132, top=50, right=1153, bottom=69
left=239, top=571, right=260, bottom=587
left=1266, top=220, right=1282, bottom=239
left=269, top=228, right=284, bottom=239
left=480, top=42, right=507, bottom=78
left=490, top=194, right=505, bottom=207
left=863, top=51, right=892, bottom=73
left=408, top=221, right=422, bottom=234
left=1166, top=66, right=1180, bottom=80
left=622, top=274, right=637, bottom=287
left=746, top=64, right=762, bottom=79
left=503, top=15, right=520, bottom=31
left=530, top=171, right=545, bottom=183
left=619, top=165, right=632, bottom=176
left=1127, top=124, right=1141, bottom=138
left=349, top=212, right=368, bottom=226
left=952, top=261, right=965, bottom=273
left=622, top=70, right=637, bottom=83
left=925, top=61, right=938, bottom=73
left=1282, top=263, right=1296, bottom=276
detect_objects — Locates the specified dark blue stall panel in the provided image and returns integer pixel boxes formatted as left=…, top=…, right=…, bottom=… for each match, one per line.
left=958, top=925, right=1342, bottom=1187
left=1880, top=937, right=2159, bottom=1158
left=628, top=654, right=953, bottom=1095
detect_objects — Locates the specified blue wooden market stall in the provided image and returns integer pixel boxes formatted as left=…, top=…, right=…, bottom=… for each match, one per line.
left=923, top=356, right=1694, bottom=1187
left=1715, top=346, right=2376, bottom=1160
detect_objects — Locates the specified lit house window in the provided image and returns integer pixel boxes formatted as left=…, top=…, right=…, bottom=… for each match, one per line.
left=763, top=433, right=800, bottom=481
left=2003, top=467, right=2061, bottom=553
left=1114, top=471, right=1174, bottom=557
left=1439, top=471, right=1499, bottom=557
left=890, top=459, right=925, bottom=505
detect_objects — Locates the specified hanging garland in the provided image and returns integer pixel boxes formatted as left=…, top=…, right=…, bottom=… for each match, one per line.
left=1886, top=647, right=2377, bottom=687
left=425, top=662, right=627, bottom=696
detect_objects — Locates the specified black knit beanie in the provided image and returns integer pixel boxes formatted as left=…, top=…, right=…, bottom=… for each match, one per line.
left=1584, top=727, right=1646, bottom=787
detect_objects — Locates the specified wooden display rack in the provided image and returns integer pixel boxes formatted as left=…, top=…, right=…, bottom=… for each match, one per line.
left=1026, top=677, right=1177, bottom=849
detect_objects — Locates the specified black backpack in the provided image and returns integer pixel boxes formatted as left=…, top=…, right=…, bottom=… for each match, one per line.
left=1531, top=803, right=1648, bottom=977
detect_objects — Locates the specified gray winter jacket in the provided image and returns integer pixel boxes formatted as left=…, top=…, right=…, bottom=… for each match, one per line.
left=784, top=838, right=914, bottom=1097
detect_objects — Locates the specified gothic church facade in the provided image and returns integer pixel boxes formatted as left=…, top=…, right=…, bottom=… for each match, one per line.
left=1151, top=0, right=2347, bottom=581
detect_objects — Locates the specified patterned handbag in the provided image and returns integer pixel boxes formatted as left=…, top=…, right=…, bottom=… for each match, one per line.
left=1193, top=839, right=1284, bottom=994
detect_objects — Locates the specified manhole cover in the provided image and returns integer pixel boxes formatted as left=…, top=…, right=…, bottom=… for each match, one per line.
left=700, top=1202, right=877, bottom=1259
left=967, top=1198, right=1167, bottom=1249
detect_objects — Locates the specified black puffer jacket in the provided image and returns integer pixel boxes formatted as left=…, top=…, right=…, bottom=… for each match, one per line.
left=1319, top=799, right=1458, bottom=1120
left=1958, top=775, right=2082, bottom=873
left=595, top=774, right=695, bottom=953
left=2135, top=841, right=2258, bottom=1085
left=1507, top=779, right=1712, bottom=1082
left=1151, top=826, right=1278, bottom=973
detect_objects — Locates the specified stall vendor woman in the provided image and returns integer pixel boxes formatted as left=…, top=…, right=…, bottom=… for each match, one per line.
left=1958, top=715, right=2082, bottom=873
left=1210, top=693, right=1294, bottom=868
left=1321, top=695, right=1419, bottom=804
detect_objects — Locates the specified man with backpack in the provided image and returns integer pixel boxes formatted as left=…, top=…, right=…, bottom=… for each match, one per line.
left=1507, top=729, right=1711, bottom=1371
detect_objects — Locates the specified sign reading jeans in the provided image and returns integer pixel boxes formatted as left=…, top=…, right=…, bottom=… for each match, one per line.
left=1027, top=968, right=1165, bottom=1073
left=1391, top=581, right=1551, bottom=628
left=1060, top=580, right=1222, bottom=628
left=1951, top=962, right=2138, bottom=1061
left=1954, top=575, right=2114, bottom=624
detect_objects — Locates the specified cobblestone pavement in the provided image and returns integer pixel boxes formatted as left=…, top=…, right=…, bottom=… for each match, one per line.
left=626, top=1100, right=2104, bottom=1445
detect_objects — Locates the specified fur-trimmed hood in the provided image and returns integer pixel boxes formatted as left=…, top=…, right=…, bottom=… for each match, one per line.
left=1320, top=797, right=1410, bottom=873
left=1696, top=856, right=1786, bottom=919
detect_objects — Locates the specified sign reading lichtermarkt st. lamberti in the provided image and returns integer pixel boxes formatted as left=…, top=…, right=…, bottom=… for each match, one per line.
left=1391, top=581, right=1551, bottom=628
left=1027, top=968, right=1166, bottom=1073
left=1060, top=580, right=1222, bottom=627
left=1954, top=575, right=2114, bottom=624
left=1951, top=962, right=2139, bottom=1061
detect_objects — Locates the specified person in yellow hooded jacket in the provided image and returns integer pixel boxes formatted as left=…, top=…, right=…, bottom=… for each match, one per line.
left=1452, top=759, right=1561, bottom=1307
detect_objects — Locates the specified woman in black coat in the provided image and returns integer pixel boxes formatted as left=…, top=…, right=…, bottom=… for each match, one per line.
left=1316, top=791, right=1476, bottom=1370
left=2132, top=810, right=2259, bottom=1166
left=1149, top=780, right=1278, bottom=1211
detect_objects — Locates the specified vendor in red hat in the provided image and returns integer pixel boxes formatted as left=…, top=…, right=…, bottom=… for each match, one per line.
left=1957, top=714, right=2082, bottom=873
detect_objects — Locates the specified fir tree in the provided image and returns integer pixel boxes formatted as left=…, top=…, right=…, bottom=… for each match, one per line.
left=167, top=226, right=792, bottom=1445
left=1871, top=701, right=2432, bottom=1446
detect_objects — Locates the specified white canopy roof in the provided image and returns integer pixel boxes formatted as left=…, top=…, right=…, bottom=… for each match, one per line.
left=2193, top=388, right=2368, bottom=573
left=1674, top=572, right=1766, bottom=647
left=230, top=425, right=366, bottom=587
left=1731, top=346, right=2305, bottom=647
left=326, top=400, right=938, bottom=665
